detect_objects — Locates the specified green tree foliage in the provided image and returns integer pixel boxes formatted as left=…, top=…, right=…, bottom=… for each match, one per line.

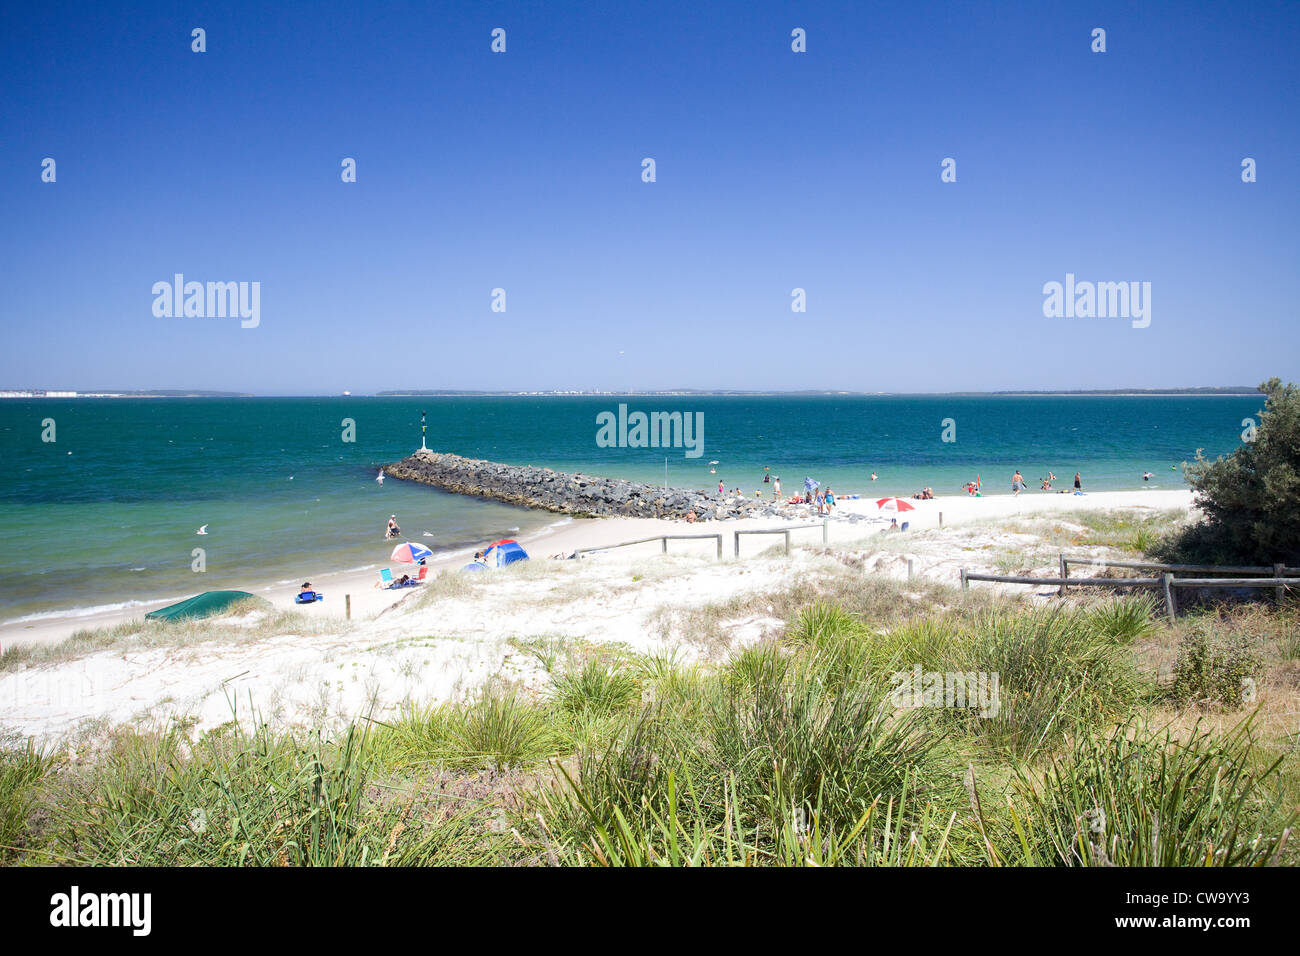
left=1157, top=378, right=1300, bottom=564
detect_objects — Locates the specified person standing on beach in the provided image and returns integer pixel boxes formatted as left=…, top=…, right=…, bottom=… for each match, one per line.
left=1074, top=472, right=1082, bottom=492
left=773, top=477, right=781, bottom=500
left=825, top=488, right=835, bottom=513
left=1012, top=470, right=1025, bottom=496
left=719, top=479, right=725, bottom=496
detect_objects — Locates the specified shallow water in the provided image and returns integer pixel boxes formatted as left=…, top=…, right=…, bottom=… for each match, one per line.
left=0, top=394, right=1260, bottom=621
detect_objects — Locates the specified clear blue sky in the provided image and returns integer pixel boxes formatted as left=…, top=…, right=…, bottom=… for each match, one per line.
left=2, top=0, right=1297, bottom=394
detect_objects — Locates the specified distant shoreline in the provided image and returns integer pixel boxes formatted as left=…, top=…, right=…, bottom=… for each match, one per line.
left=0, top=388, right=1263, bottom=399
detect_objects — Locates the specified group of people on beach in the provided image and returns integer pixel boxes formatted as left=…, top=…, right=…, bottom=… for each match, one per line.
left=1013, top=471, right=1082, bottom=495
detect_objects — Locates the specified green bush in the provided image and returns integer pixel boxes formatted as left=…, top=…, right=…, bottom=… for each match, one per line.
left=1155, top=377, right=1300, bottom=564
left=1171, top=624, right=1262, bottom=708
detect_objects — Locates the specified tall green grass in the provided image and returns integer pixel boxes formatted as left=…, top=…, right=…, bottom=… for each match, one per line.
left=1007, top=718, right=1294, bottom=866
left=4, top=589, right=1296, bottom=867
left=0, top=741, right=53, bottom=862
left=42, top=720, right=496, bottom=866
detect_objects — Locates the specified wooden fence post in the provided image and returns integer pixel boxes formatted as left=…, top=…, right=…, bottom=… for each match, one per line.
left=960, top=568, right=968, bottom=590
left=823, top=519, right=828, bottom=544
left=345, top=594, right=351, bottom=620
left=734, top=532, right=740, bottom=558
left=908, top=558, right=914, bottom=581
left=716, top=534, right=722, bottom=559
left=784, top=530, right=791, bottom=554
left=661, top=537, right=668, bottom=553
left=1275, top=564, right=1285, bottom=605
left=1162, top=573, right=1176, bottom=623
left=938, top=511, right=943, bottom=528
left=1058, top=554, right=1068, bottom=597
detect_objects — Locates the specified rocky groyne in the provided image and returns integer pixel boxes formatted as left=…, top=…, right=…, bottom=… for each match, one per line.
left=384, top=450, right=775, bottom=521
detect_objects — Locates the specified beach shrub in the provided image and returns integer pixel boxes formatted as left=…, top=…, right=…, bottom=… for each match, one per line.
left=1008, top=719, right=1292, bottom=866
left=1170, top=622, right=1262, bottom=708
left=1155, top=377, right=1300, bottom=565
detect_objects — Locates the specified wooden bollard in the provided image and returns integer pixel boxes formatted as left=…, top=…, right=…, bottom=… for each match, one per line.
left=1162, top=573, right=1176, bottom=623
left=1058, top=554, right=1068, bottom=597
left=345, top=594, right=351, bottom=620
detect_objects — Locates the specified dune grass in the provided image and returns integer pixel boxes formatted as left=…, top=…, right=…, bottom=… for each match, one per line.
left=1, top=581, right=1295, bottom=867
left=0, top=602, right=350, bottom=672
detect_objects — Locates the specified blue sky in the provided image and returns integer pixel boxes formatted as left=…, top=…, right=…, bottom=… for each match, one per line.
left=2, top=0, right=1297, bottom=394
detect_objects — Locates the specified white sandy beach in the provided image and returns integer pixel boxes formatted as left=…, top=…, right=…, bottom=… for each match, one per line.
left=0, top=488, right=1192, bottom=651
left=0, top=488, right=1193, bottom=744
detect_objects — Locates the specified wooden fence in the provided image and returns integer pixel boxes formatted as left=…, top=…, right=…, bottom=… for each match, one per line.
left=734, top=520, right=828, bottom=557
left=574, top=532, right=724, bottom=559
left=962, top=554, right=1300, bottom=621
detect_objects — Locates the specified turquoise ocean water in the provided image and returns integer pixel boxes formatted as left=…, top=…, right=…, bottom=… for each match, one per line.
left=0, top=395, right=1263, bottom=623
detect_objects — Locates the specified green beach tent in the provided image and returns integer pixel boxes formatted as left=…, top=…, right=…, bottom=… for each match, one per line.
left=145, top=590, right=267, bottom=622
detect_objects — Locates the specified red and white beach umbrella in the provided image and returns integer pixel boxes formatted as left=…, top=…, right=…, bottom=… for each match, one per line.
left=875, top=497, right=916, bottom=514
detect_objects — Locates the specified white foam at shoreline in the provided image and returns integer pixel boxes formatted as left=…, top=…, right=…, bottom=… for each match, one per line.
left=2, top=597, right=173, bottom=626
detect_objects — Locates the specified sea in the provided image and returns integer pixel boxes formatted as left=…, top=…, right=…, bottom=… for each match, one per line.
left=0, top=394, right=1263, bottom=625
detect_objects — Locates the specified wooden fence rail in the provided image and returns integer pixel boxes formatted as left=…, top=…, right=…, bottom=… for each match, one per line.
left=961, top=567, right=1300, bottom=621
left=1056, top=553, right=1297, bottom=598
left=574, top=532, right=723, bottom=559
left=734, top=520, right=829, bottom=557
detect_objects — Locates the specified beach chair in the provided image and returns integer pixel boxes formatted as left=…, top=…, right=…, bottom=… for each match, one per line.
left=413, top=566, right=429, bottom=584
left=378, top=568, right=394, bottom=587
left=901, top=521, right=910, bottom=532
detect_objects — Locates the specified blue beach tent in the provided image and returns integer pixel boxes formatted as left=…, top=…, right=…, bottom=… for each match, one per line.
left=482, top=539, right=529, bottom=568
